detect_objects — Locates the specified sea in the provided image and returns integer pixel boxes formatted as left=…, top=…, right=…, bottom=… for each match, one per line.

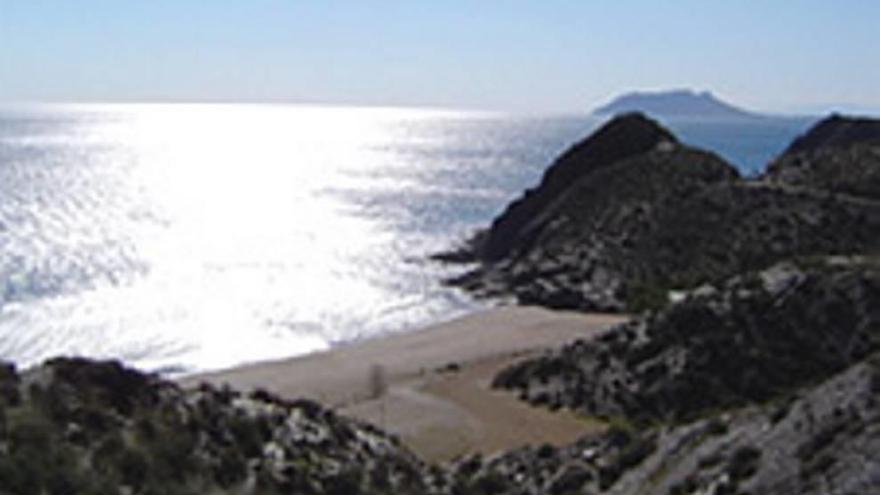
left=0, top=103, right=815, bottom=374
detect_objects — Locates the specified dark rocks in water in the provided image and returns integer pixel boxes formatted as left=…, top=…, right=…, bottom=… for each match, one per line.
left=780, top=113, right=880, bottom=154
left=445, top=113, right=880, bottom=312
left=481, top=112, right=679, bottom=261
left=492, top=261, right=880, bottom=425
left=766, top=114, right=880, bottom=199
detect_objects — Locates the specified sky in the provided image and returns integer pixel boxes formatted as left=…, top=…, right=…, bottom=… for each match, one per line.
left=1, top=1, right=878, bottom=114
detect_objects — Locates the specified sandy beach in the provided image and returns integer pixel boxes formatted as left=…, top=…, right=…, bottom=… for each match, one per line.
left=181, top=306, right=627, bottom=462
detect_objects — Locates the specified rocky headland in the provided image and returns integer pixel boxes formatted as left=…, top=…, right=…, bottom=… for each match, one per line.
left=444, top=113, right=880, bottom=313
left=437, top=112, right=880, bottom=494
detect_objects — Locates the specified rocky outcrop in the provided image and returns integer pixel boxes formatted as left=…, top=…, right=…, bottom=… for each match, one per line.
left=492, top=261, right=880, bottom=424
left=777, top=114, right=880, bottom=154
left=12, top=349, right=879, bottom=495
left=0, top=358, right=434, bottom=495
left=450, top=351, right=880, bottom=495
left=439, top=113, right=880, bottom=494
left=766, top=115, right=880, bottom=199
left=478, top=113, right=681, bottom=261
left=445, top=113, right=880, bottom=311
left=464, top=259, right=880, bottom=494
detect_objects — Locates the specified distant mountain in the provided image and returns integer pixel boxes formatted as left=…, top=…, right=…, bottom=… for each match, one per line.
left=593, top=89, right=763, bottom=120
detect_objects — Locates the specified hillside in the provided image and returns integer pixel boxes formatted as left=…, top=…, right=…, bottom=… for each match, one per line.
left=444, top=113, right=880, bottom=312
left=766, top=114, right=880, bottom=199
left=0, top=358, right=434, bottom=494
left=470, top=259, right=880, bottom=495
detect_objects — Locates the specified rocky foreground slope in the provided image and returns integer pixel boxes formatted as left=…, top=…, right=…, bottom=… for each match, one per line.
left=455, top=258, right=879, bottom=495
left=0, top=358, right=435, bottom=494
left=445, top=113, right=880, bottom=312
left=458, top=342, right=880, bottom=495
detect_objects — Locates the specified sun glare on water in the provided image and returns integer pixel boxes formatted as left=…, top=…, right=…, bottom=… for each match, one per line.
left=0, top=104, right=483, bottom=373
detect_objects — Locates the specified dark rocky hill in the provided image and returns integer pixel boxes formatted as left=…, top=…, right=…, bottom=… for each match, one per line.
left=458, top=259, right=880, bottom=495
left=445, top=113, right=880, bottom=312
left=451, top=346, right=880, bottom=495
left=593, top=89, right=761, bottom=120
left=492, top=261, right=880, bottom=424
left=471, top=113, right=680, bottom=262
left=766, top=115, right=880, bottom=199
left=778, top=114, right=880, bottom=154
left=0, top=358, right=435, bottom=495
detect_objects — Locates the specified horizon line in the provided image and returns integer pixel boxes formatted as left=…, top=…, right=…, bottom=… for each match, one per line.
left=0, top=98, right=874, bottom=119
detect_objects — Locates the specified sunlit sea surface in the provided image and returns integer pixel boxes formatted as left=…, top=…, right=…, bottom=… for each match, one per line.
left=0, top=104, right=813, bottom=373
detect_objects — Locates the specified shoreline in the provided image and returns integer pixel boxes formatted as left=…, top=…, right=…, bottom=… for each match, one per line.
left=180, top=306, right=628, bottom=462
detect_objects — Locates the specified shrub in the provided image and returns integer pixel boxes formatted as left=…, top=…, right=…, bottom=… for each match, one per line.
left=728, top=445, right=762, bottom=480
left=626, top=283, right=670, bottom=313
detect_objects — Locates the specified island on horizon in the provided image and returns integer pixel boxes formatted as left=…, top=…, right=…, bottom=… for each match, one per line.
left=593, top=88, right=767, bottom=120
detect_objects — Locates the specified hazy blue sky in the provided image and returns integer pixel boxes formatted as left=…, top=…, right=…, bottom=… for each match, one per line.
left=2, top=1, right=878, bottom=113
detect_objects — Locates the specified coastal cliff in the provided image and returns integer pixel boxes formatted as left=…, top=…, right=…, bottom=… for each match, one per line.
left=455, top=113, right=880, bottom=494
left=446, top=113, right=880, bottom=312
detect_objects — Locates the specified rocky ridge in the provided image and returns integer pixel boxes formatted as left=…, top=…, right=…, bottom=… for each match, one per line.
left=435, top=113, right=880, bottom=494
left=445, top=113, right=880, bottom=312
left=470, top=112, right=681, bottom=263
left=777, top=114, right=880, bottom=154
left=0, top=358, right=434, bottom=495
left=447, top=347, right=880, bottom=495
left=492, top=260, right=880, bottom=424
left=766, top=114, right=880, bottom=199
